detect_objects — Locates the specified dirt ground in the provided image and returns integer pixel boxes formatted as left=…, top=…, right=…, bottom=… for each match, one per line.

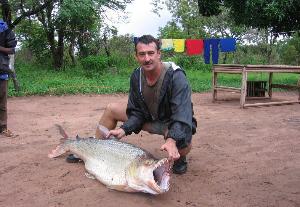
left=0, top=92, right=299, bottom=207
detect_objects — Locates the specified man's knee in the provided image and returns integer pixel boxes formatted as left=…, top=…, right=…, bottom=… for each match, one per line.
left=105, top=103, right=118, bottom=114
left=103, top=102, right=127, bottom=122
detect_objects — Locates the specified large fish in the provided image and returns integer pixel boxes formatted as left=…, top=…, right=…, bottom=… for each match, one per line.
left=48, top=125, right=171, bottom=195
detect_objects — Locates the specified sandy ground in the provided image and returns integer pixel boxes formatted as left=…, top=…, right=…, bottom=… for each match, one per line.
left=0, top=92, right=299, bottom=207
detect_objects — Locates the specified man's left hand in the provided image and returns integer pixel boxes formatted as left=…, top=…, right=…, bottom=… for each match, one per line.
left=160, top=138, right=180, bottom=161
left=106, top=128, right=126, bottom=139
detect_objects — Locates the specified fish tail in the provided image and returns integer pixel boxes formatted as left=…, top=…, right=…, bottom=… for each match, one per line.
left=55, top=124, right=69, bottom=138
left=48, top=124, right=71, bottom=158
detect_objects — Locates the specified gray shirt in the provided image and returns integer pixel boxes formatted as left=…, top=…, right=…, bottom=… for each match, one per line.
left=141, top=63, right=168, bottom=120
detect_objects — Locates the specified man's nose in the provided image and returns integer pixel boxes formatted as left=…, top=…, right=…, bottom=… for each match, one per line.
left=144, top=54, right=151, bottom=61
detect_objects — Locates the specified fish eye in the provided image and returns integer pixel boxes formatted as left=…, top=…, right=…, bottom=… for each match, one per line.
left=144, top=160, right=154, bottom=166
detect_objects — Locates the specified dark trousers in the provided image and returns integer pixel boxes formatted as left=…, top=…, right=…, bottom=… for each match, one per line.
left=0, top=79, right=8, bottom=131
left=204, top=39, right=220, bottom=64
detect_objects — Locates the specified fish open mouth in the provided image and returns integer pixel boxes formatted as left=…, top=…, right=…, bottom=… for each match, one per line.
left=152, top=158, right=171, bottom=192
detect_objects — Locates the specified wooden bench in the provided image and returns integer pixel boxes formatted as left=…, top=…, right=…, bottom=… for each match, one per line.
left=212, top=64, right=300, bottom=108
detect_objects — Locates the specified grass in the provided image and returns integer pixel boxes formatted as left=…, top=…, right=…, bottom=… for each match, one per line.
left=7, top=62, right=299, bottom=97
left=8, top=63, right=132, bottom=96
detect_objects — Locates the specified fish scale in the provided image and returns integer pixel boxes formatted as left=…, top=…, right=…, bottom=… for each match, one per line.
left=65, top=139, right=148, bottom=186
left=71, top=138, right=146, bottom=160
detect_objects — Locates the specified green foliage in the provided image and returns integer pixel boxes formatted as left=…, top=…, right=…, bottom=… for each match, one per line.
left=158, top=21, right=187, bottom=38
left=156, top=0, right=208, bottom=38
left=105, top=34, right=137, bottom=70
left=57, top=0, right=97, bottom=27
left=198, top=0, right=222, bottom=16
left=108, top=54, right=137, bottom=71
left=199, top=0, right=300, bottom=33
left=8, top=61, right=132, bottom=96
left=165, top=54, right=211, bottom=71
left=80, top=55, right=110, bottom=76
left=280, top=45, right=298, bottom=65
left=279, top=33, right=300, bottom=65
left=8, top=60, right=298, bottom=97
left=15, top=20, right=51, bottom=63
left=8, top=0, right=133, bottom=68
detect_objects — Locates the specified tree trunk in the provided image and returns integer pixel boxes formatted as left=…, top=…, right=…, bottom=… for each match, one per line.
left=69, top=38, right=76, bottom=66
left=78, top=34, right=89, bottom=58
left=222, top=53, right=227, bottom=64
left=103, top=33, right=112, bottom=67
left=53, top=29, right=65, bottom=69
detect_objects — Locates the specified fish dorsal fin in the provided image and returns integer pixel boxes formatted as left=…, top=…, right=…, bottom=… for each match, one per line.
left=76, top=135, right=81, bottom=140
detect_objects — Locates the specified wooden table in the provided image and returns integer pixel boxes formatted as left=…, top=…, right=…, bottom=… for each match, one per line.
left=212, top=64, right=300, bottom=108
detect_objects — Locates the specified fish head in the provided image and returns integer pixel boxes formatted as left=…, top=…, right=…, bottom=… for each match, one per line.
left=126, top=157, right=171, bottom=195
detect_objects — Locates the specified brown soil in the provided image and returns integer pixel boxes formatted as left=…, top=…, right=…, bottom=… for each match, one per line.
left=1, top=93, right=299, bottom=207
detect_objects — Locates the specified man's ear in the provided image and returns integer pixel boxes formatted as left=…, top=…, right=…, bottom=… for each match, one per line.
left=157, top=50, right=161, bottom=59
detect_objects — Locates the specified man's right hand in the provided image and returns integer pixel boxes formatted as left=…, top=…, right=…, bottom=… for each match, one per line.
left=106, top=128, right=126, bottom=139
left=160, top=138, right=180, bottom=161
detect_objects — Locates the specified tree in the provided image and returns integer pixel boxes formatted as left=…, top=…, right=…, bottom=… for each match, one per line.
left=279, top=33, right=300, bottom=65
left=154, top=0, right=207, bottom=38
left=2, top=0, right=133, bottom=69
left=158, top=21, right=186, bottom=38
left=197, top=0, right=300, bottom=34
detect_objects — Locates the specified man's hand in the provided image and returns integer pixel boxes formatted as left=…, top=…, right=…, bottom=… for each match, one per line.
left=106, top=128, right=126, bottom=139
left=160, top=138, right=180, bottom=161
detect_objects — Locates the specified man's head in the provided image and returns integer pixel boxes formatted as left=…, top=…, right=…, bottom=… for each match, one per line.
left=134, top=35, right=162, bottom=72
left=134, top=35, right=160, bottom=53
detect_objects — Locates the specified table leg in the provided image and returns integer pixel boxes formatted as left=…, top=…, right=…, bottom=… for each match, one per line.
left=268, top=72, right=273, bottom=98
left=240, top=67, right=247, bottom=108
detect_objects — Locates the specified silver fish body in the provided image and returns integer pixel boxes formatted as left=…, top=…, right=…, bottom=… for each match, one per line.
left=48, top=137, right=171, bottom=194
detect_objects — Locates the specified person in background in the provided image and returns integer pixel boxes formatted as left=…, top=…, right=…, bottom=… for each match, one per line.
left=0, top=19, right=17, bottom=137
left=67, top=35, right=197, bottom=175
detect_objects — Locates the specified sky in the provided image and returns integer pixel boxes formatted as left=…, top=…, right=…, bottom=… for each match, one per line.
left=108, top=0, right=173, bottom=37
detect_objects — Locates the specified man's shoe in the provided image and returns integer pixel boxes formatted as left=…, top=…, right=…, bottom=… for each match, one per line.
left=66, top=154, right=82, bottom=163
left=0, top=129, right=16, bottom=137
left=172, top=156, right=187, bottom=175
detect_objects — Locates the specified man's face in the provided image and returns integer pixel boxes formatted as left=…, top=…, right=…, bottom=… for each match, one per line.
left=135, top=42, right=161, bottom=72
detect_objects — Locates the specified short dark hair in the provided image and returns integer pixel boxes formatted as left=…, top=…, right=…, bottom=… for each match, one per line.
left=134, top=35, right=161, bottom=53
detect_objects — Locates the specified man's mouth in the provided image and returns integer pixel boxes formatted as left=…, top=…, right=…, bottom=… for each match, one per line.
left=144, top=61, right=152, bottom=66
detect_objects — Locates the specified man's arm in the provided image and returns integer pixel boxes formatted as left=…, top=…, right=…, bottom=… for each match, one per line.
left=164, top=70, right=194, bottom=157
left=106, top=70, right=146, bottom=139
left=120, top=70, right=147, bottom=135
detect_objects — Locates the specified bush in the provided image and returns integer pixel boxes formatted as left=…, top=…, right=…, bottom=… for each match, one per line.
left=80, top=55, right=109, bottom=76
left=165, top=54, right=211, bottom=72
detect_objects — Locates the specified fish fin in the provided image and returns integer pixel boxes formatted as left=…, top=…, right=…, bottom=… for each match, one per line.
left=108, top=185, right=137, bottom=192
left=76, top=135, right=81, bottom=140
left=96, top=124, right=110, bottom=138
left=55, top=124, right=69, bottom=138
left=96, top=124, right=118, bottom=140
left=85, top=172, right=96, bottom=180
left=48, top=144, right=68, bottom=158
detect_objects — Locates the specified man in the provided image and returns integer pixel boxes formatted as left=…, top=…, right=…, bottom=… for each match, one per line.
left=0, top=19, right=17, bottom=137
left=68, top=35, right=197, bottom=174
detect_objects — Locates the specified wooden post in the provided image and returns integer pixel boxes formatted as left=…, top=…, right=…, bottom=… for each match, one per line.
left=212, top=70, right=217, bottom=102
left=240, top=66, right=247, bottom=108
left=268, top=72, right=273, bottom=98
left=297, top=79, right=300, bottom=104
